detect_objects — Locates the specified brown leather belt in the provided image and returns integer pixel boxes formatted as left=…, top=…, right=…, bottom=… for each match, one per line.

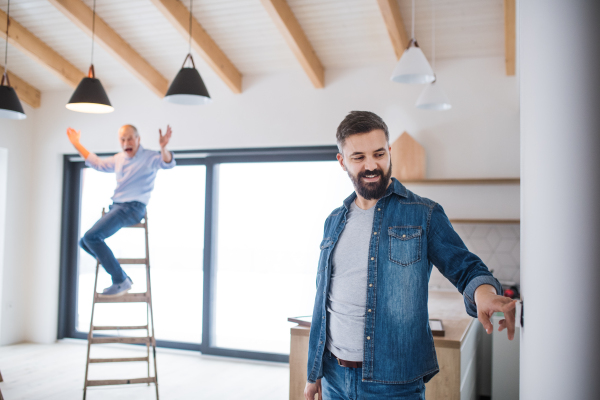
left=336, top=357, right=363, bottom=368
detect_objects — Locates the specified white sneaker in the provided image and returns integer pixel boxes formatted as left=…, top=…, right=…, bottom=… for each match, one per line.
left=102, top=277, right=133, bottom=296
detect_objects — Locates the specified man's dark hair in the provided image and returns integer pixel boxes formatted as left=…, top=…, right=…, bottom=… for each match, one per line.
left=336, top=111, right=389, bottom=153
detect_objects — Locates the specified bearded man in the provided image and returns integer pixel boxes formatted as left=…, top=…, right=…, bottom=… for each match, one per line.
left=304, top=111, right=516, bottom=400
left=66, top=124, right=175, bottom=296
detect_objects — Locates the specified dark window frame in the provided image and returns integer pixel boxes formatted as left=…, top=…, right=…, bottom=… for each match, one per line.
left=58, top=145, right=339, bottom=363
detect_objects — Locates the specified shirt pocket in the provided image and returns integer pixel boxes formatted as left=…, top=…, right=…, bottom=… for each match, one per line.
left=388, top=226, right=422, bottom=266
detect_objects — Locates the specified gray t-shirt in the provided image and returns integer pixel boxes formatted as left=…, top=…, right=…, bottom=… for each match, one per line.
left=326, top=200, right=375, bottom=361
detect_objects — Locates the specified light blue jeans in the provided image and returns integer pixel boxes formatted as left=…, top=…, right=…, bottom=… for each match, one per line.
left=322, top=350, right=426, bottom=400
left=79, top=201, right=146, bottom=284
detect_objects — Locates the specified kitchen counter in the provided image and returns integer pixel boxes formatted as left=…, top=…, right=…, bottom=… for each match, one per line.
left=428, top=290, right=474, bottom=348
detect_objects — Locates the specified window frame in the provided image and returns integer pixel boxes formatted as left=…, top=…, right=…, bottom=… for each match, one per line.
left=58, top=146, right=339, bottom=363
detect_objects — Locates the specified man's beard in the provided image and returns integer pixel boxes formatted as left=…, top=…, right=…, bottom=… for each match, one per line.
left=347, top=163, right=393, bottom=201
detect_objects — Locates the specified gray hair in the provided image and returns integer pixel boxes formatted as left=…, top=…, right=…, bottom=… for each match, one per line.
left=121, top=124, right=139, bottom=137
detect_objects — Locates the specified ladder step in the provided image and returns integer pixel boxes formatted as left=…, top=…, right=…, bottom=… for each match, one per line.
left=127, top=222, right=146, bottom=228
left=86, top=377, right=156, bottom=387
left=95, top=293, right=149, bottom=303
left=89, top=356, right=149, bottom=363
left=90, top=336, right=153, bottom=345
left=117, top=258, right=147, bottom=264
left=93, top=325, right=148, bottom=330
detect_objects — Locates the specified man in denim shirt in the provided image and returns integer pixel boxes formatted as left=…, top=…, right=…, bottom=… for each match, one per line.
left=305, top=111, right=517, bottom=400
left=67, top=124, right=175, bottom=296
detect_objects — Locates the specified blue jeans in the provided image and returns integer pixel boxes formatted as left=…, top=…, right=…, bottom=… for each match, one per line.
left=79, top=201, right=146, bottom=284
left=322, top=350, right=426, bottom=400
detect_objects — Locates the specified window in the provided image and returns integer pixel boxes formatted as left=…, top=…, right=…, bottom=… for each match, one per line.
left=214, top=162, right=353, bottom=354
left=59, top=146, right=347, bottom=361
left=76, top=166, right=205, bottom=344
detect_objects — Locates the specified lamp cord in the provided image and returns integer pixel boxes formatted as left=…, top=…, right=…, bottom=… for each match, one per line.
left=91, top=0, right=96, bottom=65
left=432, top=0, right=435, bottom=71
left=188, top=0, right=192, bottom=55
left=411, top=0, right=415, bottom=39
left=4, top=0, right=10, bottom=73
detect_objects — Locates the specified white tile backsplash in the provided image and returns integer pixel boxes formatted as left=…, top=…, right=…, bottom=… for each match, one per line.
left=429, top=223, right=521, bottom=291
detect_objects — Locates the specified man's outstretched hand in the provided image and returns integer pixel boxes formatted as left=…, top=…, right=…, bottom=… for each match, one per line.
left=159, top=125, right=172, bottom=149
left=66, top=127, right=81, bottom=145
left=475, top=284, right=518, bottom=340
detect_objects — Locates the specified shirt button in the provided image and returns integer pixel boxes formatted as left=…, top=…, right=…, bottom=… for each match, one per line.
left=402, top=234, right=406, bottom=238
left=370, top=257, right=374, bottom=261
left=367, top=336, right=371, bottom=340
left=368, top=309, right=372, bottom=312
left=369, top=284, right=373, bottom=287
left=378, top=208, right=381, bottom=211
left=373, top=232, right=377, bottom=235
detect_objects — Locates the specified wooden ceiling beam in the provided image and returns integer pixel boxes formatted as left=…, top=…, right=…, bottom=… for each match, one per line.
left=0, top=66, right=41, bottom=108
left=0, top=9, right=85, bottom=88
left=48, top=0, right=169, bottom=97
left=260, top=0, right=324, bottom=88
left=504, top=0, right=516, bottom=75
left=149, top=0, right=242, bottom=94
left=376, top=0, right=410, bottom=60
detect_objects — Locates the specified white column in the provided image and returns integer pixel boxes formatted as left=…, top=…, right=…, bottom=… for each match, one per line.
left=520, top=1, right=600, bottom=400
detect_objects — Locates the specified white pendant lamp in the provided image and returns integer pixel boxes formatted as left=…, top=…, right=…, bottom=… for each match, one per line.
left=416, top=79, right=451, bottom=110
left=0, top=0, right=26, bottom=120
left=66, top=0, right=114, bottom=114
left=416, top=0, right=451, bottom=110
left=390, top=0, right=435, bottom=84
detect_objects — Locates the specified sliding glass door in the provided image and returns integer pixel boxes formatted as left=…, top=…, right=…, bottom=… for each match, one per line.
left=213, top=161, right=353, bottom=354
left=76, top=165, right=206, bottom=344
left=59, top=147, right=348, bottom=361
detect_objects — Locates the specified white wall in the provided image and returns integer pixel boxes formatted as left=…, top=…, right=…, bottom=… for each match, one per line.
left=520, top=2, right=600, bottom=399
left=0, top=106, right=35, bottom=345
left=2, top=56, right=519, bottom=343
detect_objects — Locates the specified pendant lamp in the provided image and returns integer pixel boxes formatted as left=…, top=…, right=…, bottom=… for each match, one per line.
left=0, top=0, right=26, bottom=120
left=416, top=0, right=451, bottom=110
left=416, top=79, right=451, bottom=110
left=390, top=0, right=435, bottom=84
left=66, top=0, right=113, bottom=113
left=164, top=0, right=211, bottom=105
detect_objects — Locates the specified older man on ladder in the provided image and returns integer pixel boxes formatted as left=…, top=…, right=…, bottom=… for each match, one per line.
left=67, top=124, right=175, bottom=295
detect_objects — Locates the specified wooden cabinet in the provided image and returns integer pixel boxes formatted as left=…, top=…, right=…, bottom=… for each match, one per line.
left=289, top=292, right=480, bottom=400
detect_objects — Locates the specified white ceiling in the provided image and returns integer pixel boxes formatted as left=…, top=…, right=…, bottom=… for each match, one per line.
left=0, top=0, right=505, bottom=92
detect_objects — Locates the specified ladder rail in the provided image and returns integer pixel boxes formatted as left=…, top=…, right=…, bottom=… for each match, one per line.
left=144, top=213, right=160, bottom=398
left=83, top=210, right=159, bottom=399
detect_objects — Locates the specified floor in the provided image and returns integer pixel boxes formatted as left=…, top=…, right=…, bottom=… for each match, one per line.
left=0, top=340, right=289, bottom=400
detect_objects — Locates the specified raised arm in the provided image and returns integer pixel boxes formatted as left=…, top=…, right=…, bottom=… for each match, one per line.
left=68, top=127, right=115, bottom=172
left=159, top=125, right=173, bottom=163
left=66, top=127, right=90, bottom=159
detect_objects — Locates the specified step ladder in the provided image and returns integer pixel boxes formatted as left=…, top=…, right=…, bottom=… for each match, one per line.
left=83, top=210, right=159, bottom=400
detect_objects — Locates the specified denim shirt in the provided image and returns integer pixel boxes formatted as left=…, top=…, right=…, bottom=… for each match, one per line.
left=307, top=178, right=502, bottom=384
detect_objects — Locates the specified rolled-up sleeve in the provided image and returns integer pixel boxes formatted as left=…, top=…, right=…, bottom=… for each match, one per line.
left=427, top=203, right=503, bottom=318
left=85, top=153, right=116, bottom=172
left=150, top=151, right=176, bottom=169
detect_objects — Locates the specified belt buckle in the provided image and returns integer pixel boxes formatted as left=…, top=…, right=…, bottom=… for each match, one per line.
left=337, top=357, right=343, bottom=367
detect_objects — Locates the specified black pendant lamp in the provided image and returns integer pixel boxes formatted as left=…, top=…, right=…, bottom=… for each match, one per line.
left=66, top=0, right=113, bottom=113
left=164, top=0, right=211, bottom=105
left=0, top=0, right=26, bottom=120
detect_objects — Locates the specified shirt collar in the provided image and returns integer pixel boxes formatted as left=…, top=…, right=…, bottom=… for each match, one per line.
left=342, top=177, right=408, bottom=210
